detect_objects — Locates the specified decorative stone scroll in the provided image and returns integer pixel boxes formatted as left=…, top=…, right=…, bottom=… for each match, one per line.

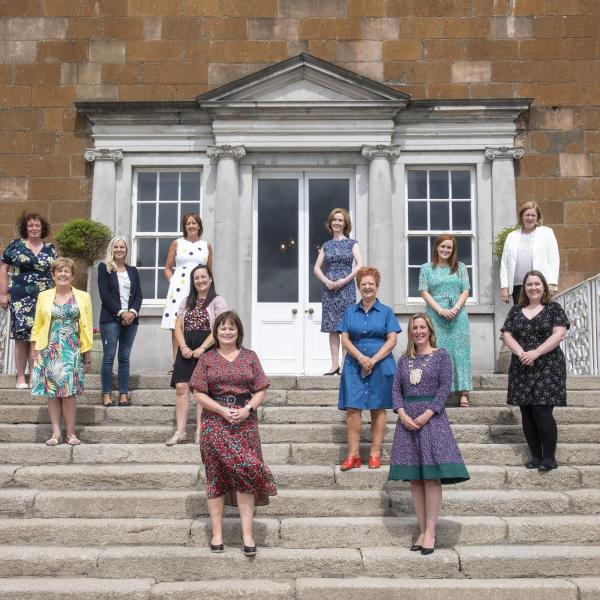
left=84, top=148, right=123, bottom=163
left=361, top=145, right=401, bottom=161
left=207, top=145, right=246, bottom=160
left=484, top=147, right=525, bottom=161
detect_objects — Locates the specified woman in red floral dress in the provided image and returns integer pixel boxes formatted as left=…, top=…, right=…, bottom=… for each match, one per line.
left=190, top=310, right=277, bottom=556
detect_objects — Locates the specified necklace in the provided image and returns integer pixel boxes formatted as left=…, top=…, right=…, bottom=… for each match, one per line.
left=408, top=352, right=435, bottom=385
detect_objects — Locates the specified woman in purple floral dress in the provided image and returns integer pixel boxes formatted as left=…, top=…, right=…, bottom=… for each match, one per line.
left=389, top=313, right=469, bottom=555
left=313, top=208, right=362, bottom=375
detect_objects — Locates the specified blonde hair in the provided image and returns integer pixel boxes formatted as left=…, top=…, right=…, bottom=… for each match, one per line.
left=325, top=208, right=352, bottom=237
left=105, top=236, right=129, bottom=273
left=404, top=313, right=437, bottom=359
left=51, top=257, right=76, bottom=276
left=517, top=202, right=543, bottom=228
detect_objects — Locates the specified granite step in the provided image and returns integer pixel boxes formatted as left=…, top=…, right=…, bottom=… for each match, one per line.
left=2, top=544, right=600, bottom=581
left=3, top=463, right=595, bottom=492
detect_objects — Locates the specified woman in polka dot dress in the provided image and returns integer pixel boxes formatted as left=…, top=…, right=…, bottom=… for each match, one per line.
left=161, top=213, right=212, bottom=364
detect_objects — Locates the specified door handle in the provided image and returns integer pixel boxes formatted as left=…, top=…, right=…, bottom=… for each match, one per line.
left=292, top=308, right=298, bottom=315
left=305, top=308, right=314, bottom=314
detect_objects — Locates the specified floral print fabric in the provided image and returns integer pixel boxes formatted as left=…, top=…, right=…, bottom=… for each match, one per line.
left=320, top=238, right=357, bottom=333
left=2, top=239, right=56, bottom=340
left=501, top=302, right=570, bottom=407
left=190, top=347, right=277, bottom=506
left=31, top=298, right=84, bottom=398
left=419, top=262, right=472, bottom=392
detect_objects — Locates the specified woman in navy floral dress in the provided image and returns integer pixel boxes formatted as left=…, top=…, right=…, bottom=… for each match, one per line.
left=314, top=208, right=362, bottom=375
left=501, top=270, right=569, bottom=472
left=0, top=213, right=56, bottom=388
left=389, top=313, right=469, bottom=555
left=190, top=310, right=276, bottom=556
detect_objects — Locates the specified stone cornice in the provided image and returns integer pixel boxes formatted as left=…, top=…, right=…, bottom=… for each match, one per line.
left=84, top=148, right=123, bottom=163
left=206, top=145, right=246, bottom=160
left=484, top=146, right=525, bottom=160
left=361, top=145, right=401, bottom=161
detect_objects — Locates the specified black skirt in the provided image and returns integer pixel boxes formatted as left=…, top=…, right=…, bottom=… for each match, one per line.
left=170, top=329, right=210, bottom=387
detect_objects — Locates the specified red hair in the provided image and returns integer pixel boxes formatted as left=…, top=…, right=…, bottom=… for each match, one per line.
left=356, top=266, right=381, bottom=287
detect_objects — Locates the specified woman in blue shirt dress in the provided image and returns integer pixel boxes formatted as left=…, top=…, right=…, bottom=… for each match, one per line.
left=338, top=266, right=401, bottom=470
left=419, top=234, right=472, bottom=407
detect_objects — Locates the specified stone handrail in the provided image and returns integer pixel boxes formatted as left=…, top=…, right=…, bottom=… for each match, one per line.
left=554, top=273, right=599, bottom=375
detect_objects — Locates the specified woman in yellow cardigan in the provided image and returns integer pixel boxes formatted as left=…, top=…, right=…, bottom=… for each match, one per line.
left=30, top=257, right=93, bottom=446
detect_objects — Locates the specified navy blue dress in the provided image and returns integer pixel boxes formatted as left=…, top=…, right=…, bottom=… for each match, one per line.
left=320, top=238, right=357, bottom=333
left=337, top=299, right=402, bottom=410
left=1, top=239, right=56, bottom=341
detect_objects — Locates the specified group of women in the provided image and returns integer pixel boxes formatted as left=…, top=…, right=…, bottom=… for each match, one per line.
left=0, top=199, right=568, bottom=556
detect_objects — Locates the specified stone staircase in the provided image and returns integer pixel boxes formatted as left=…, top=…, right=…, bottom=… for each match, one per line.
left=1, top=373, right=600, bottom=599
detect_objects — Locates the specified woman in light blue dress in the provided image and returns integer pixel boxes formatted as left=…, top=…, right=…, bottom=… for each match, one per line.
left=337, top=266, right=401, bottom=471
left=419, top=234, right=472, bottom=407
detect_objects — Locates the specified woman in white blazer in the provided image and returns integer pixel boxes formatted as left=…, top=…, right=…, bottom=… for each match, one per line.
left=500, top=202, right=560, bottom=304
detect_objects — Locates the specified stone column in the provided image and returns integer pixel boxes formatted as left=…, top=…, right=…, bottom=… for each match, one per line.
left=84, top=148, right=123, bottom=317
left=206, top=145, right=246, bottom=310
left=361, top=145, right=401, bottom=306
left=84, top=148, right=123, bottom=232
left=485, top=146, right=525, bottom=369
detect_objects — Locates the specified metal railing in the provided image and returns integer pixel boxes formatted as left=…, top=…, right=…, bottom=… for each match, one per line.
left=0, top=309, right=13, bottom=374
left=555, top=273, right=599, bottom=375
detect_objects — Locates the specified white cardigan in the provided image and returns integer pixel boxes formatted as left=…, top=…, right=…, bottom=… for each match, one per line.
left=500, top=225, right=560, bottom=292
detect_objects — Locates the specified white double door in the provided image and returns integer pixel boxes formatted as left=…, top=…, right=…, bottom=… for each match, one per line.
left=252, top=172, right=354, bottom=375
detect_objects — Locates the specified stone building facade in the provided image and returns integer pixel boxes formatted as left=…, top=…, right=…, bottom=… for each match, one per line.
left=0, top=1, right=598, bottom=373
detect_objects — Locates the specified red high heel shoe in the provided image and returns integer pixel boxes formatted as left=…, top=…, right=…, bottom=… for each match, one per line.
left=340, top=455, right=362, bottom=471
left=368, top=455, right=382, bottom=469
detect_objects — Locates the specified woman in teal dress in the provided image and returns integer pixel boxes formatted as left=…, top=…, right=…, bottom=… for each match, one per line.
left=31, top=258, right=93, bottom=446
left=419, top=234, right=472, bottom=407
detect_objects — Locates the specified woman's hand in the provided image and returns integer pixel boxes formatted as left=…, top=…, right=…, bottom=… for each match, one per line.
left=181, top=346, right=193, bottom=360
left=501, top=288, right=510, bottom=304
left=191, top=347, right=204, bottom=359
left=324, top=278, right=337, bottom=290
left=400, top=413, right=421, bottom=431
left=0, top=293, right=8, bottom=310
left=230, top=406, right=251, bottom=424
left=438, top=308, right=454, bottom=320
left=519, top=349, right=540, bottom=366
left=413, top=410, right=434, bottom=428
left=121, top=311, right=134, bottom=326
left=220, top=406, right=237, bottom=423
left=358, top=354, right=373, bottom=375
left=333, top=278, right=346, bottom=289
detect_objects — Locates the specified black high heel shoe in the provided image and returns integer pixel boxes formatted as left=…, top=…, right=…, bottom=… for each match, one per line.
left=242, top=543, right=257, bottom=556
left=409, top=544, right=422, bottom=551
left=323, top=367, right=340, bottom=376
left=210, top=543, right=224, bottom=553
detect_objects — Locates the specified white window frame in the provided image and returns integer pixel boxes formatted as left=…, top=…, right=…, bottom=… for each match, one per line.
left=131, top=167, right=204, bottom=305
left=405, top=165, right=478, bottom=303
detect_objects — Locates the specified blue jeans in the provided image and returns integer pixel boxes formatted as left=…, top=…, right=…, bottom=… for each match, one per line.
left=100, top=321, right=138, bottom=394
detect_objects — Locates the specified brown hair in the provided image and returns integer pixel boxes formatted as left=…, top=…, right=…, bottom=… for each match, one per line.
left=181, top=213, right=203, bottom=239
left=517, top=202, right=543, bottom=228
left=212, top=310, right=244, bottom=349
left=432, top=234, right=458, bottom=274
left=18, top=212, right=50, bottom=239
left=325, top=208, right=351, bottom=237
left=51, top=257, right=76, bottom=276
left=518, top=270, right=552, bottom=307
left=404, top=313, right=438, bottom=359
left=356, top=266, right=381, bottom=288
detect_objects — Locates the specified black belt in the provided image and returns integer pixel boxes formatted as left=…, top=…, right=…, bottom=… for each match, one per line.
left=211, top=393, right=252, bottom=407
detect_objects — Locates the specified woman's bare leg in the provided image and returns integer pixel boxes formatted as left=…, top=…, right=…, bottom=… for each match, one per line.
left=327, top=332, right=340, bottom=373
left=14, top=340, right=29, bottom=384
left=369, top=409, right=387, bottom=457
left=174, top=382, right=190, bottom=434
left=423, top=479, right=442, bottom=549
left=236, top=491, right=256, bottom=547
left=410, top=480, right=426, bottom=546
left=345, top=409, right=362, bottom=457
left=47, top=398, right=62, bottom=437
left=207, top=496, right=226, bottom=545
left=61, top=396, right=77, bottom=436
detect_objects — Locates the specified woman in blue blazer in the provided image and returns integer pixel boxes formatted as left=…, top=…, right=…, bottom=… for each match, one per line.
left=98, top=236, right=143, bottom=407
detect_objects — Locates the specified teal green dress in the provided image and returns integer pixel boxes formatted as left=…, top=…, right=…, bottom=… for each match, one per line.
left=418, top=262, right=472, bottom=392
left=31, top=297, right=84, bottom=398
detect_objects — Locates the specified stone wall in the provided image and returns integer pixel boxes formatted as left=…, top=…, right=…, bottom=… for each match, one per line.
left=0, top=0, right=598, bottom=288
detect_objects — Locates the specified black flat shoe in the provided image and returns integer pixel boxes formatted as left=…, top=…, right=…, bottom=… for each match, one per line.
left=538, top=459, right=558, bottom=472
left=525, top=458, right=541, bottom=469
left=323, top=367, right=340, bottom=376
left=409, top=544, right=422, bottom=551
left=420, top=547, right=434, bottom=555
left=242, top=544, right=257, bottom=556
left=210, top=543, right=224, bottom=553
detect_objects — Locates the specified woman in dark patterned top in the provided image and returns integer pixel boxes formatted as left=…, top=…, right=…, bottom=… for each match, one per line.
left=190, top=310, right=276, bottom=557
left=501, top=270, right=570, bottom=472
left=166, top=265, right=227, bottom=446
left=0, top=213, right=56, bottom=389
left=314, top=208, right=362, bottom=375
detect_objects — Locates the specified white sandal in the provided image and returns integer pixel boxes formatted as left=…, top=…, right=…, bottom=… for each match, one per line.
left=166, top=431, right=187, bottom=446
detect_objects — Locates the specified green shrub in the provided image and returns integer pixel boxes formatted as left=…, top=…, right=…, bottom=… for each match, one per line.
left=55, top=219, right=113, bottom=267
left=494, top=226, right=518, bottom=259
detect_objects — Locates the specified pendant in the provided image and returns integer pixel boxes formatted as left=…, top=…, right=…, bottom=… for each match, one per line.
left=409, top=368, right=422, bottom=385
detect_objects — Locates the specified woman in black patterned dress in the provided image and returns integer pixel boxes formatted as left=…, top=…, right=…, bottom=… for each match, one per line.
left=501, top=270, right=570, bottom=471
